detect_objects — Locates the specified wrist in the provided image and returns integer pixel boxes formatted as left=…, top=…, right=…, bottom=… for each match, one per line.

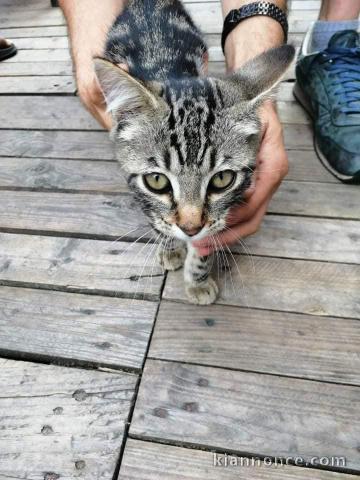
left=224, top=15, right=285, bottom=71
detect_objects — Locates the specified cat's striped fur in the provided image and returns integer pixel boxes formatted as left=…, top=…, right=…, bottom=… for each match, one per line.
left=95, top=0, right=294, bottom=304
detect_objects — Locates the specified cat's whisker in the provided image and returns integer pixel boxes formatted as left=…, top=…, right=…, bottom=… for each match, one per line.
left=137, top=232, right=163, bottom=302
left=224, top=243, right=250, bottom=309
left=106, top=226, right=142, bottom=248
left=223, top=225, right=255, bottom=274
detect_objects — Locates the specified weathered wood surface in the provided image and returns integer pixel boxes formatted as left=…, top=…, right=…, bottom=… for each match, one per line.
left=0, top=60, right=73, bottom=76
left=0, top=88, right=305, bottom=129
left=164, top=256, right=360, bottom=318
left=9, top=36, right=69, bottom=49
left=150, top=301, right=360, bottom=385
left=270, top=181, right=360, bottom=219
left=0, top=125, right=314, bottom=161
left=0, top=233, right=164, bottom=300
left=286, top=150, right=338, bottom=183
left=0, top=96, right=99, bottom=130
left=0, top=130, right=114, bottom=159
left=1, top=25, right=68, bottom=38
left=235, top=216, right=360, bottom=264
left=0, top=75, right=75, bottom=94
left=0, top=183, right=355, bottom=242
left=0, top=358, right=136, bottom=480
left=0, top=286, right=157, bottom=370
left=0, top=191, right=149, bottom=238
left=120, top=439, right=354, bottom=480
left=0, top=157, right=126, bottom=192
left=130, top=360, right=360, bottom=471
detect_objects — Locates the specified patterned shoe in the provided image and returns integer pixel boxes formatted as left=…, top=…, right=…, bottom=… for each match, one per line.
left=294, top=29, right=360, bottom=184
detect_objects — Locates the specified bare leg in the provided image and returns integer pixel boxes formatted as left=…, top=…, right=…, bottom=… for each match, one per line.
left=319, top=0, right=360, bottom=21
left=59, top=0, right=127, bottom=129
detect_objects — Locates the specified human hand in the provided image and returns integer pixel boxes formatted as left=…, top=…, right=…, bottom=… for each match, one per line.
left=193, top=100, right=288, bottom=256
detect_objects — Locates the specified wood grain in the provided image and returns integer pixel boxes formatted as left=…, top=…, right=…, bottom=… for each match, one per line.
left=0, top=96, right=99, bottom=130
left=234, top=215, right=360, bottom=264
left=150, top=301, right=360, bottom=385
left=270, top=181, right=360, bottom=219
left=0, top=75, right=75, bottom=94
left=1, top=26, right=68, bottom=38
left=0, top=130, right=114, bottom=159
left=0, top=157, right=126, bottom=192
left=0, top=358, right=136, bottom=480
left=0, top=191, right=149, bottom=238
left=0, top=60, right=73, bottom=76
left=0, top=233, right=164, bottom=300
left=164, top=256, right=360, bottom=318
left=120, top=439, right=354, bottom=480
left=130, top=360, right=360, bottom=471
left=0, top=286, right=157, bottom=370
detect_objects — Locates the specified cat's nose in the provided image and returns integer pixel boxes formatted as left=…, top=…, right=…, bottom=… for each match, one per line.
left=179, top=224, right=202, bottom=237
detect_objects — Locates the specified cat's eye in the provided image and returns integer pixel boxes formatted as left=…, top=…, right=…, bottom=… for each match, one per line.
left=209, top=170, right=236, bottom=192
left=143, top=173, right=171, bottom=193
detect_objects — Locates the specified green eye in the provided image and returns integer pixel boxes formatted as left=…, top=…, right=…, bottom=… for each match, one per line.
left=209, top=170, right=236, bottom=191
left=143, top=173, right=171, bottom=193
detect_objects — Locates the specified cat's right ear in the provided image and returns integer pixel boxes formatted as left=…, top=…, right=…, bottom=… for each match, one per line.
left=94, top=58, right=162, bottom=119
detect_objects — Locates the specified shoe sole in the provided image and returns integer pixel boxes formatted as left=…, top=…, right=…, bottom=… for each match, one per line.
left=293, top=82, right=358, bottom=184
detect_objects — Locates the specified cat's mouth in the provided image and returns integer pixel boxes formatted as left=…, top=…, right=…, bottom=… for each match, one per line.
left=156, top=218, right=225, bottom=243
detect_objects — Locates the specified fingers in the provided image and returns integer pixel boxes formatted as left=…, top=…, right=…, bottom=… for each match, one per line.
left=194, top=201, right=269, bottom=256
left=77, top=73, right=112, bottom=130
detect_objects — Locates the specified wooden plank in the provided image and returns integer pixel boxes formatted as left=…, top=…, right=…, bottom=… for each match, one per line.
left=4, top=48, right=71, bottom=62
left=130, top=359, right=360, bottom=471
left=0, top=358, right=136, bottom=479
left=286, top=150, right=338, bottom=184
left=270, top=181, right=360, bottom=219
left=1, top=26, right=68, bottom=38
left=0, top=60, right=73, bottom=76
left=150, top=301, right=360, bottom=385
left=0, top=232, right=163, bottom=300
left=0, top=126, right=314, bottom=161
left=0, top=286, right=157, bottom=370
left=0, top=75, right=75, bottom=94
left=163, top=256, right=360, bottom=318
left=1, top=8, right=65, bottom=28
left=0, top=96, right=99, bottom=130
left=0, top=91, right=307, bottom=130
left=232, top=216, right=360, bottom=264
left=284, top=124, right=313, bottom=150
left=0, top=191, right=148, bottom=238
left=0, top=162, right=356, bottom=263
left=0, top=157, right=126, bottom=191
left=10, top=36, right=69, bottom=49
left=120, top=439, right=354, bottom=480
left=0, top=154, right=339, bottom=193
left=0, top=184, right=353, bottom=244
left=0, top=130, right=114, bottom=159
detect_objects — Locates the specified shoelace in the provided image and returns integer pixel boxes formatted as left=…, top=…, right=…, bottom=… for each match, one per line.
left=321, top=46, right=360, bottom=115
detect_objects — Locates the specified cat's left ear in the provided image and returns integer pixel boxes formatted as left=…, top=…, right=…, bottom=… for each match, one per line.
left=219, top=45, right=295, bottom=105
left=94, top=58, right=163, bottom=119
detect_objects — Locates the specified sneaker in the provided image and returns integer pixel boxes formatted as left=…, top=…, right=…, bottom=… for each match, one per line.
left=294, top=29, right=360, bottom=184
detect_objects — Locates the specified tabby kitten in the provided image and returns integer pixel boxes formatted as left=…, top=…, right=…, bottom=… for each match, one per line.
left=95, top=0, right=294, bottom=305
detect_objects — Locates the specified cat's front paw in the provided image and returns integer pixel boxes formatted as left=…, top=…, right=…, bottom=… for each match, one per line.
left=157, top=246, right=186, bottom=271
left=185, top=277, right=219, bottom=305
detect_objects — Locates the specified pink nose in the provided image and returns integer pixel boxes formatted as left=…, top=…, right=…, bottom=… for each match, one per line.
left=179, top=224, right=202, bottom=237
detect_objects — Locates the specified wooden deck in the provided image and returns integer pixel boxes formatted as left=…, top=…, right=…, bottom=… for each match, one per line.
left=0, top=0, right=359, bottom=478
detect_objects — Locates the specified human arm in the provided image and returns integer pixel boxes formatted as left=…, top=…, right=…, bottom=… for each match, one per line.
left=194, top=0, right=289, bottom=255
left=59, top=0, right=126, bottom=130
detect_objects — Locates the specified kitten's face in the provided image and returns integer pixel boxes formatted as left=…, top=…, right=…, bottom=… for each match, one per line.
left=112, top=80, right=259, bottom=241
left=95, top=45, right=294, bottom=242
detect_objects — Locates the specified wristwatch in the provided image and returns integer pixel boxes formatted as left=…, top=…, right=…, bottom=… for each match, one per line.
left=221, top=2, right=288, bottom=53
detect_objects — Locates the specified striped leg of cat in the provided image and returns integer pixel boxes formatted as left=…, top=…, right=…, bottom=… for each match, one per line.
left=184, top=244, right=218, bottom=305
left=157, top=240, right=186, bottom=271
